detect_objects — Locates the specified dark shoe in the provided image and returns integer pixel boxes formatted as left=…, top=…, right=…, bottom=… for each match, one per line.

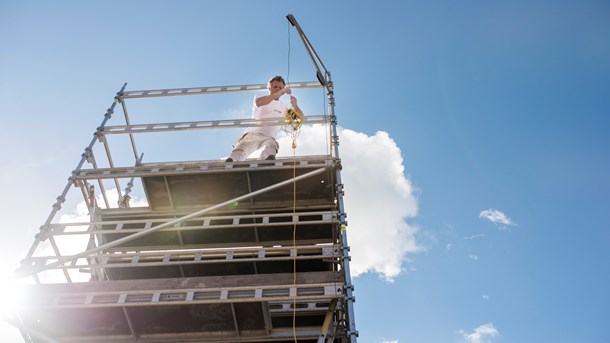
left=225, top=158, right=233, bottom=162
left=265, top=155, right=276, bottom=160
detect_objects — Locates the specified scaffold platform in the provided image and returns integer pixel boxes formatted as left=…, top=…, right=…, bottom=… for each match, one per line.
left=11, top=77, right=357, bottom=342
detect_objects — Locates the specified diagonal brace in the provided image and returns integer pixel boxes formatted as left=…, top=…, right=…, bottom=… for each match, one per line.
left=317, top=299, right=337, bottom=343
left=20, top=166, right=330, bottom=278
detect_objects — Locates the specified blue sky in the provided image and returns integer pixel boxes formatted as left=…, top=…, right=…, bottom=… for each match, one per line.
left=1, top=1, right=610, bottom=342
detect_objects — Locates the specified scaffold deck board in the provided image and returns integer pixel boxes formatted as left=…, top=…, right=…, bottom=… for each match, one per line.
left=17, top=272, right=342, bottom=342
left=140, top=159, right=336, bottom=211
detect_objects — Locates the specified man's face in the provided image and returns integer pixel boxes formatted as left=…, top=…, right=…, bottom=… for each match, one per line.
left=268, top=80, right=285, bottom=95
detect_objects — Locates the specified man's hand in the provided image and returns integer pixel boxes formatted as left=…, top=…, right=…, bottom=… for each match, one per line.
left=275, top=87, right=291, bottom=98
left=290, top=95, right=304, bottom=118
left=257, top=87, right=293, bottom=107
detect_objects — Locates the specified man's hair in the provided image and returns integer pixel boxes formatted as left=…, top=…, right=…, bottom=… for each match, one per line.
left=268, top=76, right=286, bottom=86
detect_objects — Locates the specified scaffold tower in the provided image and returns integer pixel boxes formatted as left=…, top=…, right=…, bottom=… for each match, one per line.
left=10, top=15, right=357, bottom=343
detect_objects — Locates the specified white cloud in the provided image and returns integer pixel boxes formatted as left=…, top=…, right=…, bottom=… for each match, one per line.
left=460, top=323, right=499, bottom=343
left=468, top=254, right=479, bottom=261
left=464, top=234, right=485, bottom=240
left=278, top=125, right=421, bottom=281
left=482, top=294, right=490, bottom=300
left=381, top=340, right=398, bottom=343
left=479, top=208, right=515, bottom=227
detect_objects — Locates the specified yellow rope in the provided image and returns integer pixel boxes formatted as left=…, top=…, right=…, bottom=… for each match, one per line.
left=286, top=22, right=299, bottom=342
left=283, top=108, right=303, bottom=144
left=284, top=109, right=301, bottom=343
left=292, top=140, right=297, bottom=343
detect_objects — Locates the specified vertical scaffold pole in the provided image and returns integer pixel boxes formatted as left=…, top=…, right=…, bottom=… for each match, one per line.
left=328, top=77, right=358, bottom=342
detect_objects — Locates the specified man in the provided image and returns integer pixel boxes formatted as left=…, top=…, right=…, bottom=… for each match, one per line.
left=226, top=76, right=304, bottom=162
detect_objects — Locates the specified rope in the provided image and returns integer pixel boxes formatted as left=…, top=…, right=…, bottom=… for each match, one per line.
left=292, top=141, right=298, bottom=343
left=282, top=109, right=303, bottom=142
left=284, top=101, right=300, bottom=343
left=287, top=20, right=291, bottom=87
left=287, top=20, right=298, bottom=343
left=285, top=107, right=302, bottom=343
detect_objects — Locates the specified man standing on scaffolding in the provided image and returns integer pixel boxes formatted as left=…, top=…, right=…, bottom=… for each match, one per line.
left=226, top=76, right=304, bottom=162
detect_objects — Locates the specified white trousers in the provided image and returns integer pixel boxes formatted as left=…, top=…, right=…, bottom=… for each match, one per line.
left=229, top=133, right=278, bottom=161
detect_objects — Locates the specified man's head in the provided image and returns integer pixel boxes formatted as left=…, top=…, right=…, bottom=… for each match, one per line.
left=268, top=76, right=286, bottom=87
left=267, top=76, right=286, bottom=96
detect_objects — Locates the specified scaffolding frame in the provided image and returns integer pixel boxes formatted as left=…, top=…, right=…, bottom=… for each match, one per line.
left=14, top=14, right=357, bottom=343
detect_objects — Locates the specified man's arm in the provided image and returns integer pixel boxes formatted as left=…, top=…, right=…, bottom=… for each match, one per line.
left=255, top=88, right=291, bottom=107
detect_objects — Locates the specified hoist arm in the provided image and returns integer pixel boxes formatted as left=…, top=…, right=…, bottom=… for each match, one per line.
left=286, top=14, right=332, bottom=91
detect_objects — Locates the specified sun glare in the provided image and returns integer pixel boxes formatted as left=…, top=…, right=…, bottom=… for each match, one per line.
left=0, top=268, right=26, bottom=341
left=0, top=273, right=24, bottom=318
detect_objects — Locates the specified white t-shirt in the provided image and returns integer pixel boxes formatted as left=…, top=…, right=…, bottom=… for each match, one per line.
left=246, top=94, right=290, bottom=138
